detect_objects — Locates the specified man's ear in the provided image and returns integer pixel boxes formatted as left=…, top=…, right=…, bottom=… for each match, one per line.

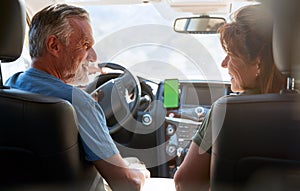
left=45, top=35, right=62, bottom=57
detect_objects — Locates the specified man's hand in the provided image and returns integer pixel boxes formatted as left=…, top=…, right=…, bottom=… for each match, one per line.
left=88, top=63, right=106, bottom=75
left=93, top=154, right=150, bottom=191
left=124, top=157, right=151, bottom=179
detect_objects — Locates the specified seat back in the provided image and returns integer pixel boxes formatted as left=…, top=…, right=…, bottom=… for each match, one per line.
left=210, top=1, right=300, bottom=190
left=0, top=0, right=103, bottom=190
left=0, top=90, right=100, bottom=189
left=210, top=94, right=300, bottom=191
left=0, top=0, right=25, bottom=63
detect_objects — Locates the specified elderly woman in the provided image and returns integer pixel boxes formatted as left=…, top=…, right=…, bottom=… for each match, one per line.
left=174, top=4, right=286, bottom=191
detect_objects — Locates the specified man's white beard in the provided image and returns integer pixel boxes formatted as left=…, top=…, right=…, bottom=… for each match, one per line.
left=69, top=62, right=89, bottom=86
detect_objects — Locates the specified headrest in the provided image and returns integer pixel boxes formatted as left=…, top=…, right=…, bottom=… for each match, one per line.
left=0, top=0, right=26, bottom=63
left=269, top=0, right=300, bottom=79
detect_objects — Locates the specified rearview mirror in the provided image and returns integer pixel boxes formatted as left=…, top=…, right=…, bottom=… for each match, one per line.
left=174, top=16, right=226, bottom=34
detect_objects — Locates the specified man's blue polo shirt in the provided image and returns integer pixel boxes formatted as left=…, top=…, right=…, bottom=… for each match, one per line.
left=5, top=67, right=119, bottom=161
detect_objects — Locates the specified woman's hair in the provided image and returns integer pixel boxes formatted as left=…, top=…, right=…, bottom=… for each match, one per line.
left=218, top=4, right=285, bottom=93
left=29, top=4, right=90, bottom=58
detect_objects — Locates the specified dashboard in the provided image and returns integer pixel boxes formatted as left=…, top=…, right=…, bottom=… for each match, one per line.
left=88, top=73, right=231, bottom=178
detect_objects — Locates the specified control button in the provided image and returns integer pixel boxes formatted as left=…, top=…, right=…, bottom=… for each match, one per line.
left=195, top=106, right=205, bottom=116
left=166, top=144, right=177, bottom=157
left=142, top=113, right=152, bottom=125
left=177, top=147, right=189, bottom=166
left=177, top=147, right=184, bottom=157
left=166, top=124, right=176, bottom=136
left=168, top=112, right=175, bottom=118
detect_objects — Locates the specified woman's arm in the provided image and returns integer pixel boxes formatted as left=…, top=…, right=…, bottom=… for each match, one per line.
left=174, top=142, right=211, bottom=191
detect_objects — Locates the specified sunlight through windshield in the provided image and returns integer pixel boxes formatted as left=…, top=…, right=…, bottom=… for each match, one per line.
left=84, top=3, right=229, bottom=82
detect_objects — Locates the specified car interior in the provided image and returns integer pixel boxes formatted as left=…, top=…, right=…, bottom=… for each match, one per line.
left=1, top=0, right=300, bottom=190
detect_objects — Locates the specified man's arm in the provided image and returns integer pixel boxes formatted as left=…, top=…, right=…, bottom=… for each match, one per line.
left=93, top=154, right=146, bottom=191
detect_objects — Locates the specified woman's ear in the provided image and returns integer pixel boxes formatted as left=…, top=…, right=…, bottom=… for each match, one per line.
left=45, top=35, right=62, bottom=57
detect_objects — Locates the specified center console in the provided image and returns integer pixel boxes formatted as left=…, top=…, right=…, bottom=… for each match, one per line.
left=160, top=81, right=230, bottom=177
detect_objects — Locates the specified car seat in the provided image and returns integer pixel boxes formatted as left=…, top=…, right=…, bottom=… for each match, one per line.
left=209, top=1, right=300, bottom=191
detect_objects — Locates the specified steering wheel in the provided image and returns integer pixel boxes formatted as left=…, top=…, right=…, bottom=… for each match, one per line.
left=85, top=62, right=141, bottom=134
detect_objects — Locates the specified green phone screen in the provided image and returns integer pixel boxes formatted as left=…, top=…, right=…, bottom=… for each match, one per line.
left=164, top=79, right=179, bottom=108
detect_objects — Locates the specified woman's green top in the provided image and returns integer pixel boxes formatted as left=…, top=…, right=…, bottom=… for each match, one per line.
left=192, top=89, right=260, bottom=154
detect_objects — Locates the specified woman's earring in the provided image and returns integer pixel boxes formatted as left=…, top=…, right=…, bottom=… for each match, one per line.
left=256, top=64, right=261, bottom=77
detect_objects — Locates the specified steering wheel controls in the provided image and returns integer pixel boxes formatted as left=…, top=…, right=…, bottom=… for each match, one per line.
left=142, top=113, right=152, bottom=125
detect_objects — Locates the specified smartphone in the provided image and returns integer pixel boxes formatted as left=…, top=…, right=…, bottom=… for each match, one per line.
left=164, top=79, right=179, bottom=108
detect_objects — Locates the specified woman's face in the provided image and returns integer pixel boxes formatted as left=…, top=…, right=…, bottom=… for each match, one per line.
left=221, top=55, right=258, bottom=92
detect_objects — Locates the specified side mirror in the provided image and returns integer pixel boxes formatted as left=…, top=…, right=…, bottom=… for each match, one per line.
left=173, top=16, right=226, bottom=34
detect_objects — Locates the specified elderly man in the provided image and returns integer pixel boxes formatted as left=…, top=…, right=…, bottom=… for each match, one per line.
left=5, top=4, right=148, bottom=191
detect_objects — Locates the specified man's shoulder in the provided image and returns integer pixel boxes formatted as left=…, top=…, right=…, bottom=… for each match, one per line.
left=72, top=87, right=96, bottom=106
left=72, top=87, right=92, bottom=98
left=5, top=72, right=23, bottom=86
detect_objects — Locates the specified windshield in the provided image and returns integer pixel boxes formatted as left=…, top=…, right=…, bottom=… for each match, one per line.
left=84, top=3, right=229, bottom=82
left=1, top=2, right=230, bottom=83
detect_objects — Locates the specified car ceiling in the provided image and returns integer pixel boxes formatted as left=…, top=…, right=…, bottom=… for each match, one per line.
left=24, top=0, right=261, bottom=19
